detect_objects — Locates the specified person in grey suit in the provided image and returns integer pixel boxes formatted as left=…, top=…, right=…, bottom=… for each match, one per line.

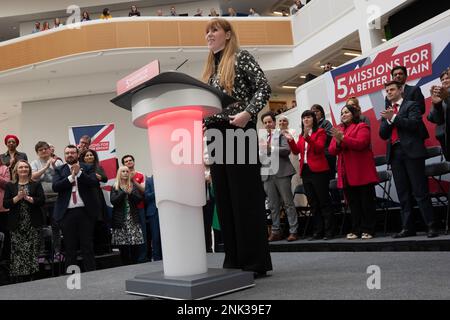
left=260, top=112, right=298, bottom=242
left=427, top=69, right=450, bottom=160
left=379, top=81, right=437, bottom=239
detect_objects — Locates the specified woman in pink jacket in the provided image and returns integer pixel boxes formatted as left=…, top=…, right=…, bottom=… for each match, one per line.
left=329, top=105, right=378, bottom=239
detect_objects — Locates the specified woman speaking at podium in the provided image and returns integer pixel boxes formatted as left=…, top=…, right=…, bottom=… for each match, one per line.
left=202, top=18, right=272, bottom=278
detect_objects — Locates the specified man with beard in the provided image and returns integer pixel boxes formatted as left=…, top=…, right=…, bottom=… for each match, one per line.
left=53, top=145, right=99, bottom=272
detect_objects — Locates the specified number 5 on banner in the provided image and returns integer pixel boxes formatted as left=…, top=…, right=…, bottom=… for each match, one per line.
left=336, top=77, right=348, bottom=100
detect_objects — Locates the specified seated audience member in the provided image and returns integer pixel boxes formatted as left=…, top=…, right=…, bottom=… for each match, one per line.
left=291, top=0, right=304, bottom=15
left=0, top=161, right=10, bottom=262
left=79, top=149, right=110, bottom=254
left=323, top=62, right=333, bottom=73
left=156, top=9, right=164, bottom=16
left=144, top=175, right=162, bottom=261
left=329, top=105, right=378, bottom=240
left=81, top=11, right=91, bottom=22
left=53, top=18, right=63, bottom=28
left=427, top=69, right=450, bottom=160
left=30, top=141, right=63, bottom=258
left=248, top=8, right=260, bottom=16
left=194, top=8, right=203, bottom=16
left=41, top=21, right=50, bottom=31
left=283, top=110, right=335, bottom=240
left=209, top=8, right=219, bottom=17
left=346, top=96, right=370, bottom=126
left=32, top=22, right=41, bottom=33
left=1, top=135, right=28, bottom=176
left=3, top=160, right=45, bottom=281
left=110, top=166, right=144, bottom=265
left=129, top=5, right=141, bottom=17
left=100, top=8, right=112, bottom=20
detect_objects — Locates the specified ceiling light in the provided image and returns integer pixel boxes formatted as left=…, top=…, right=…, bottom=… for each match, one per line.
left=273, top=11, right=282, bottom=15
left=344, top=52, right=361, bottom=57
left=282, top=86, right=297, bottom=89
left=382, top=38, right=387, bottom=42
left=300, top=76, right=306, bottom=79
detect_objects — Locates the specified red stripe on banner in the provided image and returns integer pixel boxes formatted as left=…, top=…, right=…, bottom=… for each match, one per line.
left=100, top=158, right=118, bottom=180
left=91, top=124, right=114, bottom=146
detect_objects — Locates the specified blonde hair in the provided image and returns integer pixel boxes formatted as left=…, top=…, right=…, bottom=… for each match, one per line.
left=202, top=18, right=239, bottom=94
left=12, top=160, right=32, bottom=183
left=346, top=96, right=361, bottom=111
left=114, top=166, right=131, bottom=191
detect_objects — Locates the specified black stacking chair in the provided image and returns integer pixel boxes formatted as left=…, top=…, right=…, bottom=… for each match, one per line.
left=328, top=179, right=348, bottom=235
left=293, top=184, right=311, bottom=238
left=424, top=146, right=450, bottom=234
left=374, top=155, right=397, bottom=234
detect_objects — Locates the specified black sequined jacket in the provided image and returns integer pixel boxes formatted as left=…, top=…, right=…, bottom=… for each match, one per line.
left=204, top=49, right=271, bottom=127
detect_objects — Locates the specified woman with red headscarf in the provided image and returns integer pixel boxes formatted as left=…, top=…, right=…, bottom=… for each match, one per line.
left=1, top=135, right=28, bottom=175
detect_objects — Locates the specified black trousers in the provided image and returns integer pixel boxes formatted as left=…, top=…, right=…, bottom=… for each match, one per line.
left=203, top=198, right=215, bottom=253
left=301, top=165, right=335, bottom=237
left=0, top=214, right=10, bottom=262
left=344, top=184, right=377, bottom=235
left=60, top=207, right=96, bottom=272
left=208, top=122, right=272, bottom=274
left=390, top=144, right=434, bottom=231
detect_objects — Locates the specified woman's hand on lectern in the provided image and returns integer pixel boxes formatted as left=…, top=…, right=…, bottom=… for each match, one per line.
left=229, top=111, right=251, bottom=128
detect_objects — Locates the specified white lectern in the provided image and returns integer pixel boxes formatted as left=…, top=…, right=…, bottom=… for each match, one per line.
left=111, top=70, right=254, bottom=299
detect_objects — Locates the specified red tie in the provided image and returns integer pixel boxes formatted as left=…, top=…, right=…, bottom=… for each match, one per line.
left=72, top=181, right=77, bottom=204
left=391, top=103, right=399, bottom=144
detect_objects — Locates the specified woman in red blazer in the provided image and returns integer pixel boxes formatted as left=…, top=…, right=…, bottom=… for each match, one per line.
left=284, top=110, right=335, bottom=240
left=329, top=105, right=378, bottom=240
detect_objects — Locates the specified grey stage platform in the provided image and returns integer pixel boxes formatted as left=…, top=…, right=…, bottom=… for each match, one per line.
left=1, top=252, right=449, bottom=300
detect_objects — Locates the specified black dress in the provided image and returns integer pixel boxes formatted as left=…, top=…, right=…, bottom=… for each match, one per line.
left=204, top=49, right=273, bottom=274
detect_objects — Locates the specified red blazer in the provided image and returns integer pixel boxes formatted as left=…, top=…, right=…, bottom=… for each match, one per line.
left=329, top=122, right=378, bottom=188
left=288, top=128, right=329, bottom=174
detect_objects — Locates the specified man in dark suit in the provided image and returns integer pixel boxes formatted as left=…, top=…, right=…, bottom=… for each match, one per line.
left=53, top=145, right=99, bottom=272
left=385, top=66, right=426, bottom=114
left=379, top=81, right=438, bottom=238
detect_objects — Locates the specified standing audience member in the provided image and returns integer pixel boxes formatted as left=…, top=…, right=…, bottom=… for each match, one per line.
left=427, top=69, right=450, bottom=160
left=329, top=105, right=378, bottom=239
left=144, top=175, right=162, bottom=261
left=77, top=135, right=91, bottom=155
left=121, top=155, right=147, bottom=262
left=170, top=6, right=177, bottom=16
left=53, top=145, right=99, bottom=272
left=3, top=160, right=45, bottom=281
left=194, top=8, right=203, bottom=16
left=100, top=8, right=112, bottom=20
left=379, top=81, right=438, bottom=238
left=346, top=97, right=370, bottom=126
left=129, top=5, right=141, bottom=17
left=284, top=110, right=335, bottom=240
left=260, top=112, right=299, bottom=242
left=48, top=143, right=62, bottom=163
left=1, top=135, right=28, bottom=175
left=227, top=7, right=237, bottom=16
left=310, top=104, right=336, bottom=179
left=80, top=149, right=110, bottom=255
left=30, top=141, right=63, bottom=259
left=386, top=66, right=426, bottom=115
left=32, top=22, right=41, bottom=33
left=202, top=18, right=272, bottom=278
left=110, top=166, right=144, bottom=265
left=0, top=162, right=10, bottom=262
left=323, top=62, right=333, bottom=73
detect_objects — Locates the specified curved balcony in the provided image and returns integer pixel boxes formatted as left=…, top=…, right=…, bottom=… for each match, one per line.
left=0, top=17, right=293, bottom=73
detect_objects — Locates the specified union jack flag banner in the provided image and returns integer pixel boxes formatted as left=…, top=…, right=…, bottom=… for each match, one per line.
left=68, top=123, right=117, bottom=206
